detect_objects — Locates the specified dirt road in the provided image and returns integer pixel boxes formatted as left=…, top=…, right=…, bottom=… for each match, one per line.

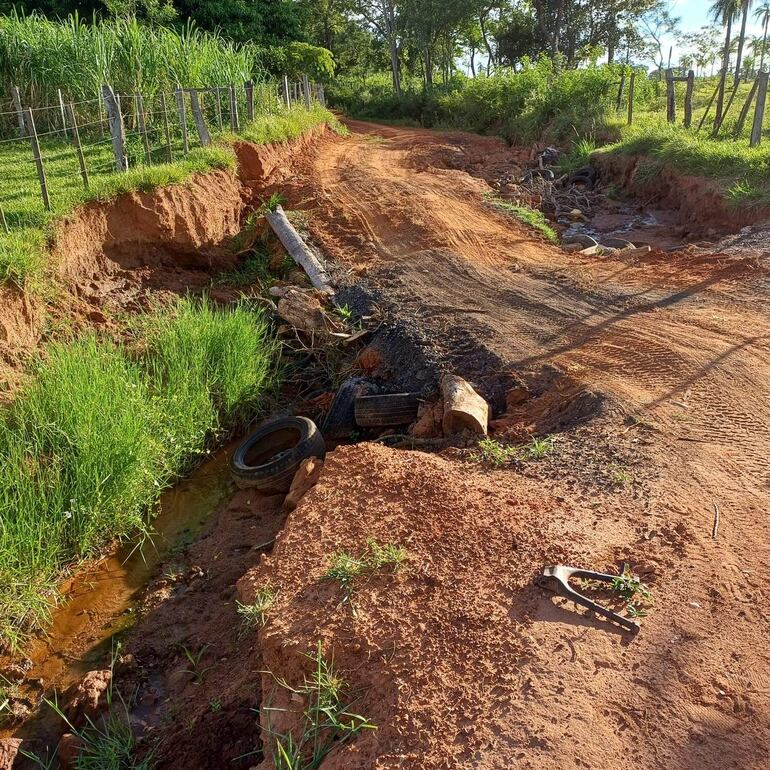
left=266, top=120, right=770, bottom=768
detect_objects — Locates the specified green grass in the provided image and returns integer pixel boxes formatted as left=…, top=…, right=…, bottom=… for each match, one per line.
left=0, top=103, right=339, bottom=288
left=237, top=585, right=278, bottom=634
left=324, top=539, right=407, bottom=608
left=265, top=643, right=376, bottom=770
left=487, top=196, right=558, bottom=243
left=474, top=436, right=555, bottom=467
left=0, top=296, right=277, bottom=649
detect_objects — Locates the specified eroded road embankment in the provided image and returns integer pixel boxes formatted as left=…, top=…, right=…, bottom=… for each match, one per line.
left=261, top=120, right=770, bottom=769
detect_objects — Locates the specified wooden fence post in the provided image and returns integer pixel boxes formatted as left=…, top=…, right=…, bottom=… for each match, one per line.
left=102, top=84, right=128, bottom=172
left=175, top=88, right=189, bottom=154
left=697, top=82, right=720, bottom=132
left=57, top=89, right=68, bottom=138
left=213, top=87, right=223, bottom=130
left=229, top=84, right=239, bottom=132
left=283, top=75, right=291, bottom=108
left=11, top=86, right=26, bottom=137
left=615, top=71, right=626, bottom=112
left=735, top=77, right=759, bottom=136
left=666, top=69, right=676, bottom=123
left=684, top=70, right=694, bottom=128
left=65, top=103, right=89, bottom=190
left=245, top=80, right=254, bottom=122
left=23, top=108, right=50, bottom=211
left=302, top=74, right=312, bottom=109
left=750, top=70, right=769, bottom=147
left=319, top=83, right=326, bottom=108
left=159, top=91, right=173, bottom=162
left=136, top=92, right=152, bottom=164
left=627, top=72, right=635, bottom=125
left=188, top=89, right=211, bottom=146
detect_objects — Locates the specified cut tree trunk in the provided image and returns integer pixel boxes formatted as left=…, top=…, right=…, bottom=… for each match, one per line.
left=441, top=375, right=489, bottom=436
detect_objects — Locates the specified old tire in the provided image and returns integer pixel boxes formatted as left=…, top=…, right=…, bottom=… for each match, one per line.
left=355, top=393, right=420, bottom=427
left=230, top=416, right=325, bottom=493
left=323, top=377, right=379, bottom=439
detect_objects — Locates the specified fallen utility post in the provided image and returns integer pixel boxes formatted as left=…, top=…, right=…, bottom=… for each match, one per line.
left=265, top=204, right=334, bottom=294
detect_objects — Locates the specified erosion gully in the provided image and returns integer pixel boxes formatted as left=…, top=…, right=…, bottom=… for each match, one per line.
left=0, top=446, right=233, bottom=744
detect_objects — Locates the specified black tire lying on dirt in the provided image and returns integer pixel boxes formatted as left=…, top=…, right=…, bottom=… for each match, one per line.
left=230, top=416, right=326, bottom=493
left=568, top=165, right=599, bottom=189
left=323, top=377, right=380, bottom=439
left=355, top=393, right=420, bottom=427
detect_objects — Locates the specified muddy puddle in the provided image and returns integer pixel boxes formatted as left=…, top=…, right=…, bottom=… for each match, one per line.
left=1, top=446, right=233, bottom=742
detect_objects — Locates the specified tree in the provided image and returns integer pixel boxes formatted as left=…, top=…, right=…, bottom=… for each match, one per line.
left=351, top=0, right=403, bottom=95
left=640, top=5, right=680, bottom=77
left=755, top=1, right=770, bottom=70
left=733, top=0, right=753, bottom=87
left=710, top=0, right=740, bottom=124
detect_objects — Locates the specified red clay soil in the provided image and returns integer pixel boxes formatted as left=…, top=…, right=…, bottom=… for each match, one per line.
left=6, top=122, right=770, bottom=769
left=0, top=127, right=329, bottom=392
left=240, top=121, right=767, bottom=769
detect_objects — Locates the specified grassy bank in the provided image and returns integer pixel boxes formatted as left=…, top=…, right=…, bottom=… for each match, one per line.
left=0, top=296, right=277, bottom=648
left=0, top=105, right=339, bottom=287
left=330, top=62, right=770, bottom=207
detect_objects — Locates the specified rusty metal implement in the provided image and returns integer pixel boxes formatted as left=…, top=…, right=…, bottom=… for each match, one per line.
left=536, top=565, right=641, bottom=633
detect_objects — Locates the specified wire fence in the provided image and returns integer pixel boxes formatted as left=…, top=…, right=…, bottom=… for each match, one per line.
left=0, top=75, right=326, bottom=228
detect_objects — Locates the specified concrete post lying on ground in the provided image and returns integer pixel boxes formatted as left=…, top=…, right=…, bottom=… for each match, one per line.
left=265, top=205, right=333, bottom=294
left=441, top=374, right=489, bottom=436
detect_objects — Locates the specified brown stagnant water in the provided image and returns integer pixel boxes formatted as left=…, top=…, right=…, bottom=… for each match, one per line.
left=0, top=444, right=233, bottom=741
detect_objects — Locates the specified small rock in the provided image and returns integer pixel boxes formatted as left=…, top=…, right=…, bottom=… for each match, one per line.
left=0, top=738, right=22, bottom=770
left=356, top=345, right=385, bottom=375
left=65, top=669, right=111, bottom=728
left=562, top=243, right=584, bottom=253
left=569, top=208, right=589, bottom=222
left=276, top=289, right=327, bottom=333
left=505, top=386, right=531, bottom=409
left=688, top=601, right=701, bottom=609
left=58, top=733, right=83, bottom=770
left=410, top=401, right=444, bottom=439
left=283, top=457, right=324, bottom=512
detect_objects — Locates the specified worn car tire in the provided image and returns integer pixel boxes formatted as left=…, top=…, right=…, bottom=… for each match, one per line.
left=230, top=416, right=325, bottom=493
left=323, top=377, right=379, bottom=438
left=355, top=393, right=420, bottom=427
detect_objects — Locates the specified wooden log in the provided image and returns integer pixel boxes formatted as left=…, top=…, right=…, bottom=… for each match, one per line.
left=65, top=103, right=89, bottom=189
left=11, top=85, right=25, bottom=137
left=441, top=374, right=489, bottom=436
left=265, top=205, right=333, bottom=293
left=627, top=72, right=635, bottom=125
left=245, top=80, right=255, bottom=122
left=684, top=70, right=694, bottom=128
left=735, top=77, right=759, bottom=136
left=666, top=68, right=676, bottom=123
left=175, top=88, right=189, bottom=154
left=188, top=89, right=211, bottom=146
left=23, top=108, right=50, bottom=211
left=159, top=91, right=173, bottom=162
left=751, top=71, right=769, bottom=147
left=136, top=92, right=152, bottom=164
left=102, top=84, right=127, bottom=171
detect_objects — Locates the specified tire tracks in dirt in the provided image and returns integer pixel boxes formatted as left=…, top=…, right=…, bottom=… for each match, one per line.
left=278, top=121, right=770, bottom=769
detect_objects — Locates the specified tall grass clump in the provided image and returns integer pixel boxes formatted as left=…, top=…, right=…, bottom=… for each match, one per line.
left=0, top=12, right=263, bottom=117
left=0, top=296, right=277, bottom=648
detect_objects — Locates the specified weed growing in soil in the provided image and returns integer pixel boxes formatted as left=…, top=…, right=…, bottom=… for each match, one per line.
left=264, top=643, right=376, bottom=770
left=0, top=296, right=277, bottom=648
left=182, top=644, right=212, bottom=685
left=237, top=586, right=278, bottom=634
left=474, top=436, right=555, bottom=467
left=324, top=539, right=407, bottom=607
left=611, top=563, right=653, bottom=619
left=486, top=195, right=558, bottom=243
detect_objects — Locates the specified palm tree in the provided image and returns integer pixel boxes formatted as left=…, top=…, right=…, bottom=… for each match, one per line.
left=711, top=0, right=741, bottom=123
left=733, top=0, right=754, bottom=87
left=755, top=1, right=770, bottom=71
